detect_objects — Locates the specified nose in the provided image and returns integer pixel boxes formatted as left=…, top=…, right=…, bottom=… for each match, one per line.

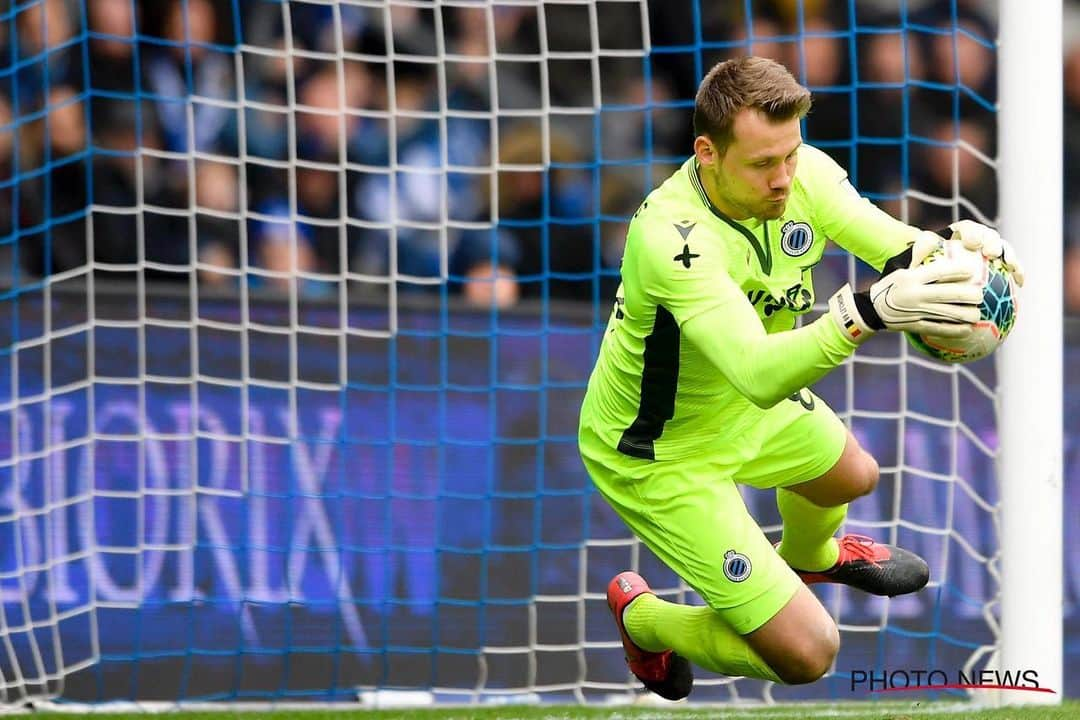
left=770, top=164, right=791, bottom=191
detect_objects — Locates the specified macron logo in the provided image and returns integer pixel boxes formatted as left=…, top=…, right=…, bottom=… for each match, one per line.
left=673, top=221, right=696, bottom=240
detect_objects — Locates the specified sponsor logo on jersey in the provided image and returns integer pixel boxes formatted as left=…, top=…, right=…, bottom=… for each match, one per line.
left=780, top=220, right=813, bottom=257
left=723, top=550, right=752, bottom=582
left=747, top=284, right=813, bottom=316
left=672, top=244, right=700, bottom=268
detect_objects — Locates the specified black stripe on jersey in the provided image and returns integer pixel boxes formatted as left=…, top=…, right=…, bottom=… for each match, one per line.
left=617, top=306, right=679, bottom=460
left=687, top=162, right=773, bottom=274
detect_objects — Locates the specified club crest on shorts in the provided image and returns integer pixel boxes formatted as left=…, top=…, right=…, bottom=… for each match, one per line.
left=780, top=220, right=813, bottom=257
left=723, top=550, right=752, bottom=582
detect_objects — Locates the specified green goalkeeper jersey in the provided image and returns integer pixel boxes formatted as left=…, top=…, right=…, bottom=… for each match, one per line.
left=580, top=144, right=918, bottom=460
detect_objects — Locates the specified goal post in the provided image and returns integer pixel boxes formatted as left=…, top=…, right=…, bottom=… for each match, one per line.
left=998, top=0, right=1064, bottom=707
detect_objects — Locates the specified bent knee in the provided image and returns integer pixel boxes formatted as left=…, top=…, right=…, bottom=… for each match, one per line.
left=774, top=623, right=839, bottom=685
left=853, top=451, right=879, bottom=497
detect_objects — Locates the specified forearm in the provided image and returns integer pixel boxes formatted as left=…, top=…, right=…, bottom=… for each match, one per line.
left=830, top=199, right=918, bottom=271
left=800, top=146, right=917, bottom=270
left=682, top=304, right=857, bottom=409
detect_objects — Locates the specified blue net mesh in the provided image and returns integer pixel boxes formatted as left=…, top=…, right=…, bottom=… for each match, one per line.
left=0, top=0, right=1023, bottom=707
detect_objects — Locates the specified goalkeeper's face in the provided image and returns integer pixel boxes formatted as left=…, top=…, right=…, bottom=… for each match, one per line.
left=695, top=108, right=802, bottom=221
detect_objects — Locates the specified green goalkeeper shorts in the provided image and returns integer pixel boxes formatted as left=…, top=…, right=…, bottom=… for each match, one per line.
left=579, top=388, right=847, bottom=635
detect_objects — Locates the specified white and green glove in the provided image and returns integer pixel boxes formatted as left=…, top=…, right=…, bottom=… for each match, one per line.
left=877, top=230, right=952, bottom=277
left=947, top=219, right=1025, bottom=287
left=880, top=224, right=1025, bottom=290
left=828, top=260, right=982, bottom=343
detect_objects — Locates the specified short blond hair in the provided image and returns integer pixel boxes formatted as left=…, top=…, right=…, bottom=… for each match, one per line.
left=693, top=56, right=812, bottom=152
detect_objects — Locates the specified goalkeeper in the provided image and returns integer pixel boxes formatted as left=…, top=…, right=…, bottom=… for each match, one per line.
left=578, top=56, right=1025, bottom=700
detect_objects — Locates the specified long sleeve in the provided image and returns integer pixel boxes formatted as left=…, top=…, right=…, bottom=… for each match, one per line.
left=679, top=271, right=858, bottom=409
left=801, top=145, right=918, bottom=271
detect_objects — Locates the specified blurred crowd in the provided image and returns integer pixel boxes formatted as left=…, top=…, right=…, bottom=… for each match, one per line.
left=0, top=0, right=1076, bottom=313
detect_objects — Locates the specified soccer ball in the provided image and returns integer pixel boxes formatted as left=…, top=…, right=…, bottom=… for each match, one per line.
left=905, top=237, right=1019, bottom=364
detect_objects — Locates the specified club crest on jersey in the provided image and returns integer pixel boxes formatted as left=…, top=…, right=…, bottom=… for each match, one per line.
left=780, top=220, right=813, bottom=257
left=723, top=550, right=752, bottom=582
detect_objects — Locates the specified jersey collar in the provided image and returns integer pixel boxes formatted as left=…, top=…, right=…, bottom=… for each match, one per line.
left=688, top=159, right=763, bottom=228
left=687, top=160, right=773, bottom=274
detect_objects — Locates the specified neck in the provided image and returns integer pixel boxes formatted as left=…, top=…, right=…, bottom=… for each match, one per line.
left=695, top=162, right=750, bottom=221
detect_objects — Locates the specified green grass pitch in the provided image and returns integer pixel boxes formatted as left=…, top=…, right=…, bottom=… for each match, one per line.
left=36, top=699, right=1080, bottom=719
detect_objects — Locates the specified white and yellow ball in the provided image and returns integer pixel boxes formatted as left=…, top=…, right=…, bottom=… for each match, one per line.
left=905, top=237, right=1019, bottom=364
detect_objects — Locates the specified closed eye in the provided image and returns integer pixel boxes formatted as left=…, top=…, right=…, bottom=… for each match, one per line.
left=752, top=149, right=798, bottom=169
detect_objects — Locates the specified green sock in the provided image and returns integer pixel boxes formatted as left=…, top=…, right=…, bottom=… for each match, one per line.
left=775, top=487, right=845, bottom=572
left=622, top=594, right=782, bottom=683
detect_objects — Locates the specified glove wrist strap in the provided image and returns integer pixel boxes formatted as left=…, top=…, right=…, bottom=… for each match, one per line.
left=828, top=284, right=877, bottom=343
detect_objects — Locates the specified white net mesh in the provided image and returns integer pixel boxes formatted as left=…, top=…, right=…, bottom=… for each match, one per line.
left=0, top=0, right=1006, bottom=707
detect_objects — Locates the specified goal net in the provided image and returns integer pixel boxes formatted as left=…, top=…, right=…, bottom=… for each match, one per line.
left=0, top=0, right=1020, bottom=708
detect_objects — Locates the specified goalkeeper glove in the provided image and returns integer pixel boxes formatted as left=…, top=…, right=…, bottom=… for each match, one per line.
left=828, top=260, right=982, bottom=343
left=947, top=219, right=1025, bottom=287
left=879, top=230, right=948, bottom=277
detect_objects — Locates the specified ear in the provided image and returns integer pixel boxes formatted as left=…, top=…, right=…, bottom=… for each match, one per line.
left=693, top=135, right=717, bottom=167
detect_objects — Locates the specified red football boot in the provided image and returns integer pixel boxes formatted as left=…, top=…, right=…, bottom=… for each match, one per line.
left=606, top=571, right=693, bottom=701
left=790, top=534, right=930, bottom=597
